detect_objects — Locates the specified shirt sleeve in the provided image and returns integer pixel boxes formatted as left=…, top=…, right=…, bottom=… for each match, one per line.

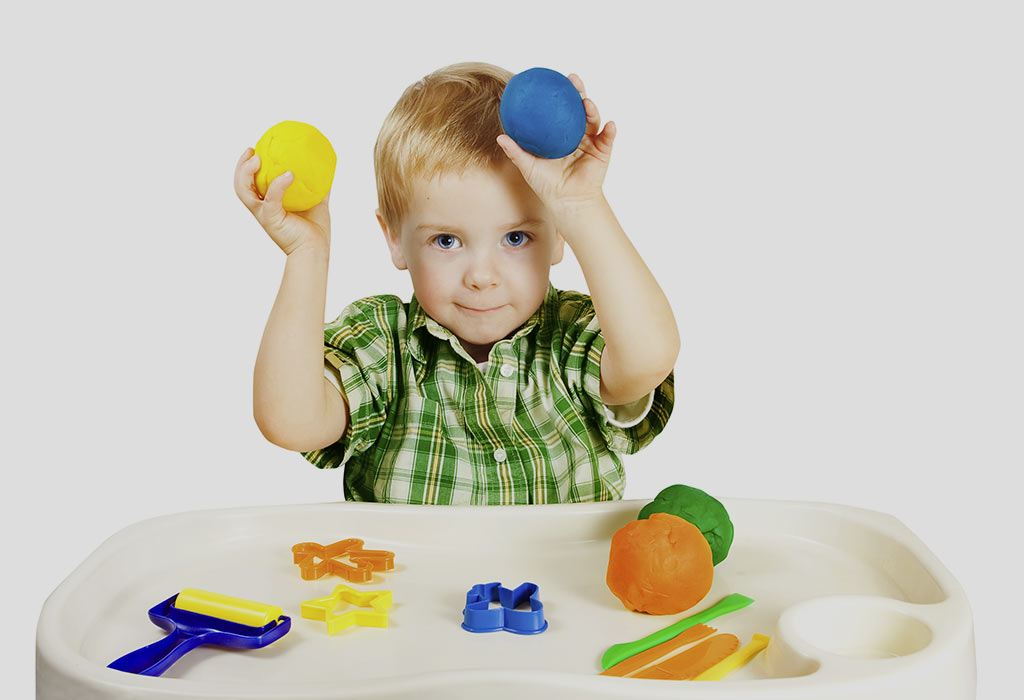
left=559, top=291, right=674, bottom=454
left=603, top=391, right=655, bottom=428
left=300, top=297, right=399, bottom=470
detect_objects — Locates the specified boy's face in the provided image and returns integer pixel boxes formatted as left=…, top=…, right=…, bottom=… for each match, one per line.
left=378, top=159, right=564, bottom=362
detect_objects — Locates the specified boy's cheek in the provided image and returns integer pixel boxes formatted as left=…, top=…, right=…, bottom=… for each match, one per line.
left=408, top=266, right=449, bottom=305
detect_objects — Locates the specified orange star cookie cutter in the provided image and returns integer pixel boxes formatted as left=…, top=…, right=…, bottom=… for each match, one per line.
left=291, top=538, right=396, bottom=583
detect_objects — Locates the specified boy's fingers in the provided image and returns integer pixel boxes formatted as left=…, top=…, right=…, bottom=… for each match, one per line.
left=307, top=193, right=332, bottom=228
left=236, top=147, right=253, bottom=168
left=264, top=170, right=294, bottom=204
left=583, top=97, right=601, bottom=135
left=596, top=121, right=616, bottom=155
left=569, top=74, right=601, bottom=138
left=568, top=73, right=586, bottom=99
left=234, top=151, right=263, bottom=209
left=496, top=134, right=532, bottom=171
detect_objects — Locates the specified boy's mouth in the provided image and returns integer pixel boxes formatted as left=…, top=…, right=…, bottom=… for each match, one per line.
left=458, top=304, right=505, bottom=313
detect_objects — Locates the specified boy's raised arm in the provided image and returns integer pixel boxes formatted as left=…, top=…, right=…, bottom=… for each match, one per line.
left=496, top=74, right=679, bottom=407
left=552, top=196, right=679, bottom=407
left=234, top=147, right=349, bottom=451
left=253, top=246, right=349, bottom=451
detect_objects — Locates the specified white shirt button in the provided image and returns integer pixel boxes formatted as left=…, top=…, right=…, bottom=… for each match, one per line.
left=493, top=448, right=507, bottom=463
left=500, top=363, right=515, bottom=377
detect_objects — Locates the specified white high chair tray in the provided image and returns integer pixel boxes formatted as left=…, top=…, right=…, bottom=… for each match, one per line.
left=37, top=499, right=976, bottom=699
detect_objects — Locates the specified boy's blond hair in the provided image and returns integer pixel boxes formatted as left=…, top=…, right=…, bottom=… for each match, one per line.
left=374, top=62, right=513, bottom=231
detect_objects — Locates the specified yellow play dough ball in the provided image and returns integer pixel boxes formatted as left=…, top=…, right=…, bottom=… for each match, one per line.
left=253, top=121, right=336, bottom=211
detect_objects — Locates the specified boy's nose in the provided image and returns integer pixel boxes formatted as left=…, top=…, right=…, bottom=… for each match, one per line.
left=464, top=254, right=500, bottom=290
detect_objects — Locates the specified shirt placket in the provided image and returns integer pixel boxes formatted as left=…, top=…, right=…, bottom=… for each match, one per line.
left=449, top=339, right=517, bottom=505
left=487, top=341, right=519, bottom=426
left=486, top=341, right=525, bottom=503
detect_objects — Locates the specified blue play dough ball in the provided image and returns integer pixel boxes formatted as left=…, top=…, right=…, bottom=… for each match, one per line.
left=500, top=67, right=587, bottom=159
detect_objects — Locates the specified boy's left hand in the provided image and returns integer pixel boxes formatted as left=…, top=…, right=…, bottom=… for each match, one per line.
left=496, top=73, right=614, bottom=219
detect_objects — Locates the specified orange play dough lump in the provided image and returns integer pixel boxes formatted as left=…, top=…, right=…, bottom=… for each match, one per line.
left=606, top=512, right=714, bottom=615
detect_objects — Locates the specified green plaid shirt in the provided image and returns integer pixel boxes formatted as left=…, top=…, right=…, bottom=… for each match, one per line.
left=301, top=284, right=674, bottom=504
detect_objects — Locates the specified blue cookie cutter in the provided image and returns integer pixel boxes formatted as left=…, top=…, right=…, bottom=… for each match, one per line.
left=462, top=582, right=548, bottom=634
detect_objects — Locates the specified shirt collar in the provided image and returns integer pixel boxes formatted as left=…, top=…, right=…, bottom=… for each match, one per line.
left=406, top=283, right=556, bottom=365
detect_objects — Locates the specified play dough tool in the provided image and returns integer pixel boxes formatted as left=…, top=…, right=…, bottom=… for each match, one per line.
left=632, top=634, right=740, bottom=680
left=301, top=584, right=393, bottom=635
left=462, top=582, right=548, bottom=634
left=693, top=633, right=771, bottom=680
left=600, top=593, right=753, bottom=670
left=600, top=624, right=716, bottom=677
left=107, top=588, right=291, bottom=677
left=292, top=538, right=395, bottom=582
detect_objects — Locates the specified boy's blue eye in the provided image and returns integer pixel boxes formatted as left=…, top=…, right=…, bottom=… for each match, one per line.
left=435, top=234, right=459, bottom=249
left=505, top=231, right=528, bottom=247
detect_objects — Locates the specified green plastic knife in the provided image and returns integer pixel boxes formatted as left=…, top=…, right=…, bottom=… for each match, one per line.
left=600, top=593, right=754, bottom=671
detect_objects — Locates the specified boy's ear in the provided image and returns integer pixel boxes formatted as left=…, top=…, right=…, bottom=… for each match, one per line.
left=551, top=232, right=565, bottom=265
left=377, top=209, right=407, bottom=270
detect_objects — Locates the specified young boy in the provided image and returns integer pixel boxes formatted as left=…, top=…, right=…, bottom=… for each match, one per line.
left=233, top=62, right=678, bottom=505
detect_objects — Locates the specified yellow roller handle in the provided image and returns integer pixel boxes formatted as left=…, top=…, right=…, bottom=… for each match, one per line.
left=693, top=633, right=771, bottom=681
left=175, top=588, right=283, bottom=628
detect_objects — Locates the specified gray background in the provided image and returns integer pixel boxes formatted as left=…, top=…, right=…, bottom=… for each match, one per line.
left=4, top=1, right=1019, bottom=696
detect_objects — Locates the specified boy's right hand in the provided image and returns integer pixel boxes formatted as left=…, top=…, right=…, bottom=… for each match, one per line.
left=233, top=147, right=331, bottom=256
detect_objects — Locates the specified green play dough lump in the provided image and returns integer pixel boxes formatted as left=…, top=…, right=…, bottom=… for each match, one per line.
left=638, top=484, right=734, bottom=565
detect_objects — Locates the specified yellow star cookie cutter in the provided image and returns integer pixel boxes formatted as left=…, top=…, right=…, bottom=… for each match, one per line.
left=300, top=584, right=393, bottom=635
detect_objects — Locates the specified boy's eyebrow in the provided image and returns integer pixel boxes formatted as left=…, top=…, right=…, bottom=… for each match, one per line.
left=414, top=218, right=545, bottom=234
